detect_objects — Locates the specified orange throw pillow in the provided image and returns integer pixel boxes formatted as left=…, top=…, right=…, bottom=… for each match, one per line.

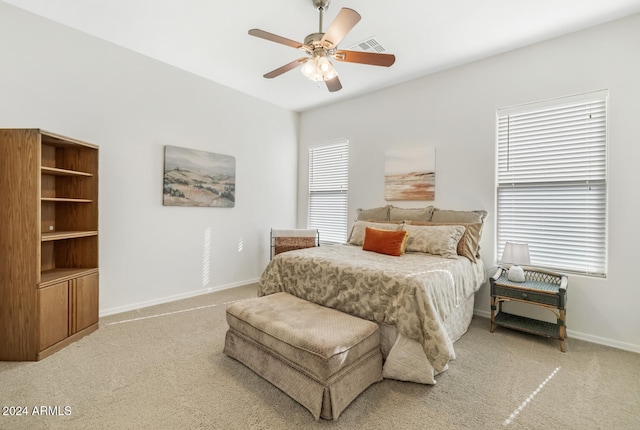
left=362, top=227, right=409, bottom=256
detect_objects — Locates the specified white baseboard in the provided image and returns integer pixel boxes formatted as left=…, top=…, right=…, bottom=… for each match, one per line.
left=564, top=330, right=640, bottom=354
left=474, top=309, right=492, bottom=319
left=99, top=278, right=259, bottom=318
left=473, top=309, right=640, bottom=354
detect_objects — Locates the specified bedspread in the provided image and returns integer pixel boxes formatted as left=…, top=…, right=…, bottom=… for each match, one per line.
left=258, top=244, right=486, bottom=373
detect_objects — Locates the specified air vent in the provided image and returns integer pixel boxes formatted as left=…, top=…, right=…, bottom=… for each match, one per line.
left=346, top=37, right=387, bottom=53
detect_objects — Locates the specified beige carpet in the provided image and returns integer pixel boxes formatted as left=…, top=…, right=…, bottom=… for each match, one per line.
left=1, top=283, right=639, bottom=430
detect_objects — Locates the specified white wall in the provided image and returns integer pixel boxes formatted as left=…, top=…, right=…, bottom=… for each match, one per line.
left=0, top=3, right=299, bottom=315
left=299, top=14, right=640, bottom=352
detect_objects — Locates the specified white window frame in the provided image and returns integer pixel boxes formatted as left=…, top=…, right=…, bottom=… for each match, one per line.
left=308, top=139, right=349, bottom=244
left=496, top=90, right=608, bottom=277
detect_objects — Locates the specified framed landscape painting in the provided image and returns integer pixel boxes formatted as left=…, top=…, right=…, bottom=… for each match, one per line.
left=163, top=145, right=236, bottom=207
left=384, top=146, right=435, bottom=201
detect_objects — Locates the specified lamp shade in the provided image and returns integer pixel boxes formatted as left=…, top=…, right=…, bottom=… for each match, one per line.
left=501, top=242, right=530, bottom=266
left=502, top=242, right=530, bottom=282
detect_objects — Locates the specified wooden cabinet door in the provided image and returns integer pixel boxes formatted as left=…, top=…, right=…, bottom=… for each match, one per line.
left=38, top=282, right=69, bottom=351
left=74, top=272, right=99, bottom=332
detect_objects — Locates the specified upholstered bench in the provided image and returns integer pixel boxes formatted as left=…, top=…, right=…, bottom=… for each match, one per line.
left=223, top=292, right=382, bottom=420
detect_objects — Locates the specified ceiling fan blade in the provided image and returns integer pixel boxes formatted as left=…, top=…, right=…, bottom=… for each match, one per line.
left=248, top=29, right=308, bottom=50
left=321, top=8, right=361, bottom=48
left=325, top=76, right=342, bottom=92
left=263, top=58, right=308, bottom=79
left=334, top=50, right=396, bottom=67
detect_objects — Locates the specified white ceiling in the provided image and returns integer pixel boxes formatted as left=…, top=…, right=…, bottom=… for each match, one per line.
left=5, top=0, right=640, bottom=112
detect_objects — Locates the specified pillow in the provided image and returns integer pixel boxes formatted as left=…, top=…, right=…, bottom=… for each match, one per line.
left=431, top=208, right=487, bottom=224
left=356, top=205, right=390, bottom=221
left=401, top=224, right=465, bottom=258
left=407, top=221, right=484, bottom=262
left=348, top=221, right=402, bottom=246
left=362, top=227, right=409, bottom=257
left=389, top=206, right=434, bottom=222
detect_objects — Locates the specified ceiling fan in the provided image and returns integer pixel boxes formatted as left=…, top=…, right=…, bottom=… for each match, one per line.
left=248, top=0, right=396, bottom=92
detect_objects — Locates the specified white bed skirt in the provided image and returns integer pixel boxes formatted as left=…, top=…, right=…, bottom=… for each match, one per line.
left=378, top=294, right=475, bottom=384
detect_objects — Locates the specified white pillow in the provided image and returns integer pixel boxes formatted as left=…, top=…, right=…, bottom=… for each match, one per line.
left=402, top=224, right=465, bottom=258
left=348, top=221, right=402, bottom=246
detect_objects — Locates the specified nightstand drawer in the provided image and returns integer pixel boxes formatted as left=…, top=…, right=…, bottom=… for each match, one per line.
left=493, top=284, right=560, bottom=307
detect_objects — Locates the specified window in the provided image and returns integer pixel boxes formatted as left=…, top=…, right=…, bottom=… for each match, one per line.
left=496, top=91, right=607, bottom=276
left=308, top=139, right=349, bottom=244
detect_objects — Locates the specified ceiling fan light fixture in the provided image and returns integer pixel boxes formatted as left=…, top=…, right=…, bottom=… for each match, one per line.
left=301, top=54, right=337, bottom=82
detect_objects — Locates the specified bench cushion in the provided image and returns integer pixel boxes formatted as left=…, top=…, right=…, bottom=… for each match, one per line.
left=226, top=292, right=379, bottom=380
left=224, top=292, right=382, bottom=420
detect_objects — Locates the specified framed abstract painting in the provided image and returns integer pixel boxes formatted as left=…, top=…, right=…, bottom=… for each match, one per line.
left=384, top=146, right=435, bottom=201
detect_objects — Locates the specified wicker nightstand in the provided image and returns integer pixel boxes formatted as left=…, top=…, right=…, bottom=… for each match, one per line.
left=490, top=266, right=568, bottom=352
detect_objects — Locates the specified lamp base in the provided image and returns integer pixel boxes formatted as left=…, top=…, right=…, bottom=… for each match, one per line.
left=507, top=265, right=526, bottom=282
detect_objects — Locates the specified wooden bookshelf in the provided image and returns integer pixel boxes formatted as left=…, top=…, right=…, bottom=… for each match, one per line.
left=0, top=129, right=99, bottom=361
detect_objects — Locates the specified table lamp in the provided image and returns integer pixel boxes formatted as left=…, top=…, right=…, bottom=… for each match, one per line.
left=502, top=242, right=530, bottom=282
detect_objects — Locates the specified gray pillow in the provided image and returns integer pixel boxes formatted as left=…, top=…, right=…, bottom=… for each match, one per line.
left=356, top=205, right=390, bottom=221
left=431, top=208, right=487, bottom=224
left=389, top=206, right=434, bottom=222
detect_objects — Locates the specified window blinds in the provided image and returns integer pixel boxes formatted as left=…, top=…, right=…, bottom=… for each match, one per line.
left=308, top=140, right=349, bottom=244
left=497, top=91, right=607, bottom=276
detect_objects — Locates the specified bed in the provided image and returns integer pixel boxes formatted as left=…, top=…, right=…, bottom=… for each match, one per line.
left=258, top=205, right=488, bottom=384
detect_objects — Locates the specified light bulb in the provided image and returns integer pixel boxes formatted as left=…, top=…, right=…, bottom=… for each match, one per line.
left=323, top=67, right=337, bottom=80
left=318, top=56, right=331, bottom=72
left=301, top=59, right=316, bottom=78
